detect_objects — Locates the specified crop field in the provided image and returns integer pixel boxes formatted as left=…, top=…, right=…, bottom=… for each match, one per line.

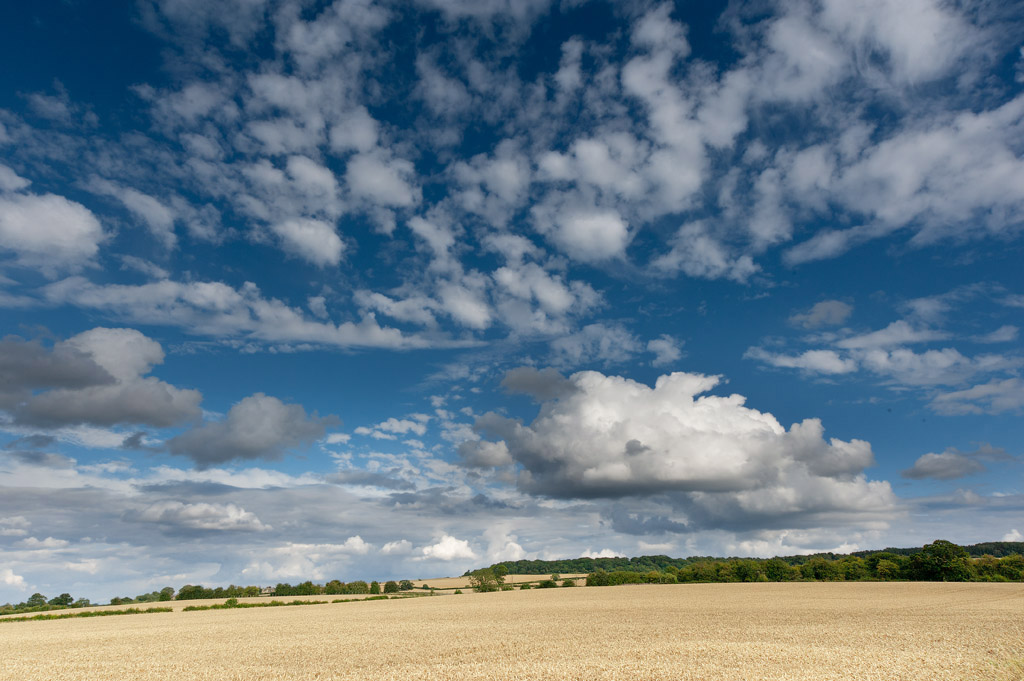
left=409, top=573, right=588, bottom=589
left=2, top=583, right=1022, bottom=680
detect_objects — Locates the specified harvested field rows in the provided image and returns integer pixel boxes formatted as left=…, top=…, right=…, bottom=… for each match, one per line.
left=2, top=583, right=1022, bottom=680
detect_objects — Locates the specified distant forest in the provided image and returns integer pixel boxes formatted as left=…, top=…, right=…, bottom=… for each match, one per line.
left=476, top=540, right=1024, bottom=585
left=481, top=541, right=1024, bottom=576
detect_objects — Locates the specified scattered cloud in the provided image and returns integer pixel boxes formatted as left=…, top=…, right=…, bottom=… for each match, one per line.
left=790, top=301, right=852, bottom=329
left=419, top=534, right=477, bottom=561
left=167, top=393, right=336, bottom=467
left=137, top=501, right=270, bottom=531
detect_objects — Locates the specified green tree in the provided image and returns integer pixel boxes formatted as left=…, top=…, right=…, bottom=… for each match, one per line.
left=764, top=558, right=796, bottom=581
left=732, top=559, right=763, bottom=582
left=383, top=581, right=399, bottom=593
left=801, top=557, right=841, bottom=581
left=369, top=581, right=381, bottom=594
left=399, top=580, right=414, bottom=591
left=468, top=568, right=503, bottom=593
left=838, top=556, right=867, bottom=581
left=48, top=593, right=73, bottom=606
left=158, top=587, right=175, bottom=601
left=875, top=559, right=900, bottom=580
left=997, top=554, right=1024, bottom=581
left=908, top=540, right=975, bottom=581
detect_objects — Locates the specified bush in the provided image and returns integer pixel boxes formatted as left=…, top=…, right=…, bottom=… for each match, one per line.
left=561, top=579, right=576, bottom=587
left=453, top=589, right=463, bottom=594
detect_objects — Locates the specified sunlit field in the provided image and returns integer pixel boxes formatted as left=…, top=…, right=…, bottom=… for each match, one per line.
left=2, top=583, right=1022, bottom=680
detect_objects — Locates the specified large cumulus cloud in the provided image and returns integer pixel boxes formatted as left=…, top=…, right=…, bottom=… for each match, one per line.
left=1, top=328, right=202, bottom=428
left=472, top=368, right=897, bottom=531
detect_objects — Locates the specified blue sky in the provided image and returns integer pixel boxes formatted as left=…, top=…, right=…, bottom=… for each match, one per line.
left=1, top=0, right=1023, bottom=602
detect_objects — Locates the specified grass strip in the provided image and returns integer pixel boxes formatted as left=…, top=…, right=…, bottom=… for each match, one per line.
left=0, top=607, right=173, bottom=623
left=182, top=599, right=329, bottom=611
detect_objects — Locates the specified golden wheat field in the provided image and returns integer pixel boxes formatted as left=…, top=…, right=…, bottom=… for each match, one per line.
left=2, top=583, right=1022, bottom=681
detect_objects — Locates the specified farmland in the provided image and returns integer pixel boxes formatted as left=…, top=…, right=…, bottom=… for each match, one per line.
left=2, top=583, right=1021, bottom=680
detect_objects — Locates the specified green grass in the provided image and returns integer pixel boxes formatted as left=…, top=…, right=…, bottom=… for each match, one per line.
left=0, top=607, right=172, bottom=623
left=181, top=599, right=328, bottom=611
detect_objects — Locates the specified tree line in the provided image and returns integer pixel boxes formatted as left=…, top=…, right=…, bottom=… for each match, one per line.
left=481, top=540, right=1024, bottom=586
left=485, top=540, right=1024, bottom=579
left=1, top=579, right=419, bottom=616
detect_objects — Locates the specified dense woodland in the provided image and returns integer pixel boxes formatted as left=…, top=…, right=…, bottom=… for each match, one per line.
left=482, top=540, right=1024, bottom=586
left=3, top=540, right=1022, bottom=615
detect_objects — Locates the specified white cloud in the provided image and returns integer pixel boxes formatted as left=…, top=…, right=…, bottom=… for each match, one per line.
left=19, top=536, right=69, bottom=549
left=62, top=560, right=100, bottom=574
left=354, top=417, right=429, bottom=441
left=138, top=501, right=270, bottom=531
left=88, top=178, right=177, bottom=249
left=0, top=515, right=30, bottom=537
left=380, top=539, right=413, bottom=555
left=483, top=527, right=526, bottom=562
left=790, top=300, right=852, bottom=329
left=272, top=218, right=344, bottom=267
left=42, top=277, right=439, bottom=350
left=580, top=548, right=621, bottom=559
left=0, top=568, right=26, bottom=589
left=474, top=370, right=895, bottom=532
left=545, top=209, right=631, bottom=262
left=973, top=325, right=1018, bottom=344
left=901, top=450, right=986, bottom=480
left=930, top=378, right=1024, bottom=415
left=647, top=335, right=683, bottom=367
left=414, top=53, right=472, bottom=117
left=550, top=323, right=642, bottom=367
left=1003, top=529, right=1023, bottom=542
left=0, top=192, right=104, bottom=275
left=339, top=535, right=370, bottom=554
left=438, top=279, right=492, bottom=330
left=835, top=321, right=947, bottom=349
left=745, top=348, right=858, bottom=375
left=11, top=327, right=203, bottom=429
left=346, top=152, right=420, bottom=208
left=419, top=534, right=477, bottom=561
left=817, top=0, right=978, bottom=84
left=652, top=222, right=757, bottom=282
left=0, top=164, right=30, bottom=192
left=167, top=392, right=334, bottom=466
